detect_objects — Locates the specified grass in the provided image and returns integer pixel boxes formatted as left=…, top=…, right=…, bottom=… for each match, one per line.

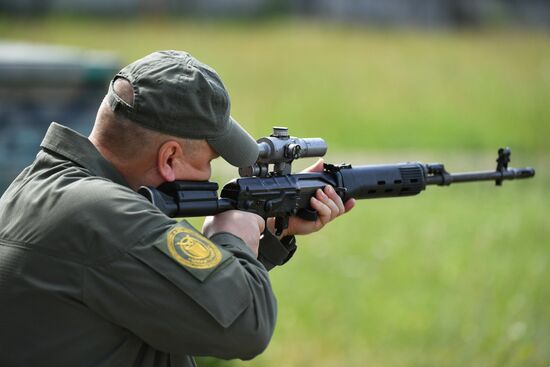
left=0, top=17, right=548, bottom=153
left=264, top=170, right=548, bottom=367
left=0, top=16, right=548, bottom=366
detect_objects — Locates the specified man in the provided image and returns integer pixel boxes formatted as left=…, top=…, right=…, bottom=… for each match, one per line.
left=0, top=51, right=354, bottom=366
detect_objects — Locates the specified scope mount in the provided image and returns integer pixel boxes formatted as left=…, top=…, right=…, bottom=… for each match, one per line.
left=238, top=126, right=328, bottom=178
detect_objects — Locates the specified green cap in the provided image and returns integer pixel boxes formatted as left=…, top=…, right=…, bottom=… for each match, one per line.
left=105, top=50, right=259, bottom=168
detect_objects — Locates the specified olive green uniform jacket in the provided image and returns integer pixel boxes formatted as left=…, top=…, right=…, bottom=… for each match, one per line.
left=0, top=123, right=277, bottom=367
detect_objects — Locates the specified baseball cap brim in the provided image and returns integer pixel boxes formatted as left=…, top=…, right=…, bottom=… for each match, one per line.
left=207, top=117, right=259, bottom=168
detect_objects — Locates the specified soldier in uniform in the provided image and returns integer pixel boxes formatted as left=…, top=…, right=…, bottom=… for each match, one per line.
left=0, top=51, right=354, bottom=366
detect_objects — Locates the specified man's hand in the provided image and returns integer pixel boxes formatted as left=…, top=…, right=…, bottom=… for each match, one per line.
left=203, top=211, right=265, bottom=256
left=269, top=158, right=356, bottom=237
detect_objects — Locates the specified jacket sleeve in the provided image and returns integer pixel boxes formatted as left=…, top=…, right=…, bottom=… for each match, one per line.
left=81, top=192, right=277, bottom=360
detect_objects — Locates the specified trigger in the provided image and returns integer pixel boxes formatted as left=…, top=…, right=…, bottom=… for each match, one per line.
left=275, top=216, right=289, bottom=236
left=297, top=208, right=318, bottom=222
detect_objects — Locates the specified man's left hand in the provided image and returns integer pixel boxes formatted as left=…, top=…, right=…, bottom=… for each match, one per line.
left=268, top=158, right=356, bottom=237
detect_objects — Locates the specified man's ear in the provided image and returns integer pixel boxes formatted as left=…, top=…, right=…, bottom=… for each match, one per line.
left=157, top=140, right=183, bottom=182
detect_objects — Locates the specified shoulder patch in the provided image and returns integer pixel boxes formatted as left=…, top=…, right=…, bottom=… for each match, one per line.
left=154, top=220, right=231, bottom=281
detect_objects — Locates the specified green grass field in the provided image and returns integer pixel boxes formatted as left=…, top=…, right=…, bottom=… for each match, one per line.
left=1, top=17, right=548, bottom=366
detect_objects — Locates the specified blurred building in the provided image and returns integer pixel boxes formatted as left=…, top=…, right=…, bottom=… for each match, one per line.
left=0, top=43, right=120, bottom=192
left=0, top=0, right=548, bottom=27
left=293, top=0, right=550, bottom=27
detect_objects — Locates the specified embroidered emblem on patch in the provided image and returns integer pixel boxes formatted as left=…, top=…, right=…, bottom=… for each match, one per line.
left=167, top=227, right=222, bottom=269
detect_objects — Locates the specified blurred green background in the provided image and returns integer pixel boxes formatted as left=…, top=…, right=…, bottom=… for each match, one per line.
left=0, top=14, right=548, bottom=367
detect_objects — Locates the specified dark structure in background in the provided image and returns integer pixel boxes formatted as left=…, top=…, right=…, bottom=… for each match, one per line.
left=0, top=0, right=549, bottom=27
left=0, top=43, right=120, bottom=192
left=293, top=0, right=550, bottom=27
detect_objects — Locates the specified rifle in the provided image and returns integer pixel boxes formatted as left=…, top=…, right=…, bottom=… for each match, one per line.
left=139, top=127, right=535, bottom=235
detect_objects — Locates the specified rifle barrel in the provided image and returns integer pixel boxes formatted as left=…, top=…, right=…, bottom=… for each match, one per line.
left=426, top=167, right=535, bottom=186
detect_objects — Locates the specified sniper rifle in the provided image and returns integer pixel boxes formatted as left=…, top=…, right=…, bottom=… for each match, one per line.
left=139, top=127, right=535, bottom=235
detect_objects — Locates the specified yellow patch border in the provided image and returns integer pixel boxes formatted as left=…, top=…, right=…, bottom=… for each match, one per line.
left=167, top=227, right=222, bottom=270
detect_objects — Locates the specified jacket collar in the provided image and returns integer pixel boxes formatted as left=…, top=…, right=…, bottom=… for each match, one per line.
left=40, top=122, right=129, bottom=187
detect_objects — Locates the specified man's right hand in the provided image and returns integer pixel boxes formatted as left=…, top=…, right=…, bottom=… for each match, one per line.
left=202, top=211, right=265, bottom=256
